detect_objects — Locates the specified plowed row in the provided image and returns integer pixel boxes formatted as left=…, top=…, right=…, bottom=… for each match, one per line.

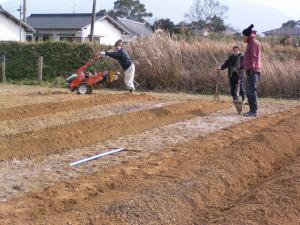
left=0, top=99, right=227, bottom=161
left=0, top=93, right=155, bottom=121
left=1, top=106, right=299, bottom=225
left=0, top=85, right=299, bottom=225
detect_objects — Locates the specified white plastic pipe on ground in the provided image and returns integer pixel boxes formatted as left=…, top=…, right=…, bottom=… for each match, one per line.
left=69, top=148, right=126, bottom=166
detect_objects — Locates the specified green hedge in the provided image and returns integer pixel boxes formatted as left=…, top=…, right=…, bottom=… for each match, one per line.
left=0, top=41, right=110, bottom=80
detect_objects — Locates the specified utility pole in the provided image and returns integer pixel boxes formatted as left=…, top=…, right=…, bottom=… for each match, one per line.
left=23, top=0, right=27, bottom=23
left=89, top=0, right=96, bottom=42
left=17, top=6, right=22, bottom=42
left=72, top=0, right=76, bottom=13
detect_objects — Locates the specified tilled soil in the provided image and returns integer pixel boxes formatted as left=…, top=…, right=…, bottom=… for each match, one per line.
left=0, top=92, right=156, bottom=121
left=0, top=85, right=299, bottom=225
left=0, top=100, right=227, bottom=161
left=0, top=100, right=179, bottom=136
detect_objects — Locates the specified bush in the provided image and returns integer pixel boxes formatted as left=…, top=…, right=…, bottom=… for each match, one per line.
left=0, top=41, right=101, bottom=80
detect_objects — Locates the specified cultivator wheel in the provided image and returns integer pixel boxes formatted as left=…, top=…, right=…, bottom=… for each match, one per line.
left=77, top=84, right=93, bottom=95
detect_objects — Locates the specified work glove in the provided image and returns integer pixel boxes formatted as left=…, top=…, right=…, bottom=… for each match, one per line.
left=98, top=51, right=106, bottom=57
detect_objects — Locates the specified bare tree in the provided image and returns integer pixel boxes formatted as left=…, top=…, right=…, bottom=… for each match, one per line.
left=185, top=0, right=228, bottom=24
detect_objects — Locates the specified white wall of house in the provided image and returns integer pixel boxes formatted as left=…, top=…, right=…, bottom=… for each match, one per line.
left=82, top=19, right=123, bottom=45
left=35, top=30, right=83, bottom=42
left=0, top=13, right=27, bottom=41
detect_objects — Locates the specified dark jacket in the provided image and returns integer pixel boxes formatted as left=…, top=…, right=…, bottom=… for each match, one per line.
left=221, top=53, right=244, bottom=78
left=243, top=32, right=261, bottom=72
left=105, top=49, right=133, bottom=70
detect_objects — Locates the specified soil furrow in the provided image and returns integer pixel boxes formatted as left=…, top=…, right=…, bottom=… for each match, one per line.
left=0, top=107, right=299, bottom=225
left=207, top=154, right=300, bottom=225
left=0, top=108, right=246, bottom=202
left=0, top=100, right=227, bottom=161
left=0, top=100, right=177, bottom=136
left=0, top=93, right=156, bottom=121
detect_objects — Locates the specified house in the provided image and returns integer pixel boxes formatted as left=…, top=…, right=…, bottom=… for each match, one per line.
left=223, top=26, right=239, bottom=36
left=192, top=27, right=210, bottom=36
left=174, top=23, right=211, bottom=36
left=263, top=21, right=300, bottom=37
left=26, top=13, right=153, bottom=45
left=0, top=6, right=35, bottom=42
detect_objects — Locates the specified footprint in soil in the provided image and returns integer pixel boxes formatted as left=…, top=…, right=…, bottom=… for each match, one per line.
left=12, top=185, right=22, bottom=191
left=62, top=198, right=79, bottom=211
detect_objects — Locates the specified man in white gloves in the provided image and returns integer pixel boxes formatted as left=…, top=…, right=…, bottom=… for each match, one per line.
left=99, top=40, right=136, bottom=93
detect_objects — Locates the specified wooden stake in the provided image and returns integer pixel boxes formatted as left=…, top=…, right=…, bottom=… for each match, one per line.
left=1, top=55, right=6, bottom=83
left=38, top=56, right=43, bottom=81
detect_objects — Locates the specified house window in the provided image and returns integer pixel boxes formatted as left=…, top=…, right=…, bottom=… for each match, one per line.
left=60, top=37, right=74, bottom=42
left=60, top=37, right=81, bottom=43
left=26, top=34, right=33, bottom=42
left=87, top=35, right=100, bottom=43
left=43, top=36, right=49, bottom=41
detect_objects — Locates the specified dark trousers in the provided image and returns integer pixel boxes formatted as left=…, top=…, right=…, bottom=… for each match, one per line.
left=246, top=71, right=259, bottom=113
left=229, top=73, right=245, bottom=101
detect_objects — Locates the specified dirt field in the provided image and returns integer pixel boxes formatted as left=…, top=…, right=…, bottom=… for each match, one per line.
left=0, top=84, right=299, bottom=225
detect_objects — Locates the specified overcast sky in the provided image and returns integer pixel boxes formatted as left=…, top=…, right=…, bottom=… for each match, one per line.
left=0, top=0, right=299, bottom=32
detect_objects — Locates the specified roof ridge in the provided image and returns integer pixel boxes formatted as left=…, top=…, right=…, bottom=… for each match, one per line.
left=29, top=13, right=104, bottom=17
left=117, top=17, right=145, bottom=25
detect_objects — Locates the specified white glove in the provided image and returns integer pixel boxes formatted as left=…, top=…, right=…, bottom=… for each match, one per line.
left=98, top=51, right=106, bottom=57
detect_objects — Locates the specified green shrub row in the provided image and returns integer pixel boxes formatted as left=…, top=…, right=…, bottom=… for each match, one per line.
left=0, top=41, right=109, bottom=80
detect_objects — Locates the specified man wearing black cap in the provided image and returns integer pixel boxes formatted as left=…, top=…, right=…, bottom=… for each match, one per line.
left=242, top=24, right=261, bottom=117
left=217, top=46, right=246, bottom=104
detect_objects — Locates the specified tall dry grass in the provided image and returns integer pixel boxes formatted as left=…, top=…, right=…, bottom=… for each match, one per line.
left=127, top=34, right=300, bottom=98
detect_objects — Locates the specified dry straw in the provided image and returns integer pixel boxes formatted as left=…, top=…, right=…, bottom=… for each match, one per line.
left=127, top=34, right=300, bottom=98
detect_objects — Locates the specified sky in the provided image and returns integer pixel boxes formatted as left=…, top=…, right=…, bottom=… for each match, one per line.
left=0, top=0, right=299, bottom=32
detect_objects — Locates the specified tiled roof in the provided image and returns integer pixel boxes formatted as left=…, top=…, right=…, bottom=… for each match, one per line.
left=27, top=13, right=105, bottom=30
left=116, top=17, right=153, bottom=36
left=26, top=13, right=153, bottom=37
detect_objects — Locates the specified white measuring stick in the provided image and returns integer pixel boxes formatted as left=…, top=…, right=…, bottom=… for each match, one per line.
left=70, top=148, right=126, bottom=166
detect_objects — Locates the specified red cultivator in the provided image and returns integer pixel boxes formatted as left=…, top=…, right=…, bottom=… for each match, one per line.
left=66, top=55, right=119, bottom=95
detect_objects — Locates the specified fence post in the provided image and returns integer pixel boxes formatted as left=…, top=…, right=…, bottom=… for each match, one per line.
left=1, top=54, right=6, bottom=83
left=38, top=56, right=43, bottom=82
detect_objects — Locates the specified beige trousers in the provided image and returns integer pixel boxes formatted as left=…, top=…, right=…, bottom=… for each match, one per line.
left=124, top=63, right=135, bottom=90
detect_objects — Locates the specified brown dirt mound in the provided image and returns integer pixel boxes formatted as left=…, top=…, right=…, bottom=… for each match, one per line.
left=0, top=100, right=227, bottom=161
left=207, top=156, right=300, bottom=225
left=0, top=93, right=156, bottom=121
left=0, top=107, right=299, bottom=225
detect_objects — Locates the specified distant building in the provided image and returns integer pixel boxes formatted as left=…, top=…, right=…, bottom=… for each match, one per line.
left=263, top=21, right=300, bottom=37
left=26, top=13, right=153, bottom=45
left=192, top=27, right=210, bottom=36
left=0, top=6, right=35, bottom=42
left=223, top=27, right=239, bottom=36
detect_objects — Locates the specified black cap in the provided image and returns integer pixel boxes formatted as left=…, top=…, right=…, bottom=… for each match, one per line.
left=242, top=24, right=254, bottom=37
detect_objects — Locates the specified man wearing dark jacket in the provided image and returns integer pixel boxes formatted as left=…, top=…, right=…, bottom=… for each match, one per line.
left=100, top=40, right=135, bottom=93
left=217, top=46, right=246, bottom=103
left=242, top=24, right=261, bottom=117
